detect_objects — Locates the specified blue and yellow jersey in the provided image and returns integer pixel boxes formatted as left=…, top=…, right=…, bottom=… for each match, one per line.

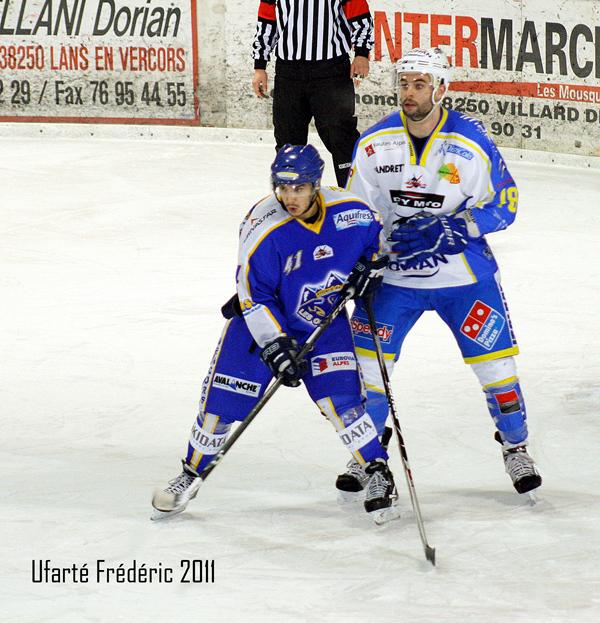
left=237, top=187, right=384, bottom=347
left=347, top=108, right=518, bottom=288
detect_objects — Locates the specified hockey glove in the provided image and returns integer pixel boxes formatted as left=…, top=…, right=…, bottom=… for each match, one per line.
left=260, top=336, right=308, bottom=388
left=390, top=213, right=468, bottom=260
left=345, top=255, right=389, bottom=300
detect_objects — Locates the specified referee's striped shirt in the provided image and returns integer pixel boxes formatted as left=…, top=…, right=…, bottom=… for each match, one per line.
left=253, top=0, right=373, bottom=69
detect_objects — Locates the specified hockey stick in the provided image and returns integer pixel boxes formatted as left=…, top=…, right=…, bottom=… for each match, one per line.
left=196, top=288, right=357, bottom=482
left=364, top=295, right=436, bottom=566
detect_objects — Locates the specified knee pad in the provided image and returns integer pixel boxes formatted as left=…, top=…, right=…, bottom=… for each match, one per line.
left=483, top=381, right=528, bottom=445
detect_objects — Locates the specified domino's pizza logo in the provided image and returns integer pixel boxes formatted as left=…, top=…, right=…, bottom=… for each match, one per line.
left=460, top=300, right=505, bottom=350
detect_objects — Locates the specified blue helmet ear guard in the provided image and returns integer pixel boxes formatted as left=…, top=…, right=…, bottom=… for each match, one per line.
left=271, top=144, right=325, bottom=189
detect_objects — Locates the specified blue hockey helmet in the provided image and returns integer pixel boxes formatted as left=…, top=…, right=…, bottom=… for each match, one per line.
left=271, top=144, right=325, bottom=189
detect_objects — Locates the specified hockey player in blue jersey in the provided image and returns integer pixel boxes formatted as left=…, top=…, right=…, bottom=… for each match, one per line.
left=339, top=47, right=542, bottom=497
left=152, top=144, right=397, bottom=521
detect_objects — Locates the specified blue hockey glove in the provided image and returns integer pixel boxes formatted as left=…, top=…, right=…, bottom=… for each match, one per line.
left=390, top=213, right=468, bottom=259
left=345, top=255, right=389, bottom=300
left=260, top=336, right=307, bottom=387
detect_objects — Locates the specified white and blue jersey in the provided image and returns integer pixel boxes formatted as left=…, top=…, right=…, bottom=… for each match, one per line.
left=346, top=107, right=527, bottom=444
left=347, top=107, right=518, bottom=289
left=237, top=186, right=385, bottom=346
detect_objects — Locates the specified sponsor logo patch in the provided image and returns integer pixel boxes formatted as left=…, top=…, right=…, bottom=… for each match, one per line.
left=350, top=318, right=394, bottom=343
left=338, top=414, right=378, bottom=452
left=438, top=162, right=461, bottom=184
left=311, top=352, right=357, bottom=376
left=365, top=144, right=375, bottom=157
left=243, top=208, right=277, bottom=242
left=375, top=164, right=404, bottom=174
left=190, top=423, right=228, bottom=455
left=213, top=374, right=262, bottom=397
left=313, top=245, right=334, bottom=260
left=460, top=300, right=505, bottom=350
left=333, top=209, right=373, bottom=231
left=446, top=143, right=474, bottom=160
left=390, top=190, right=445, bottom=210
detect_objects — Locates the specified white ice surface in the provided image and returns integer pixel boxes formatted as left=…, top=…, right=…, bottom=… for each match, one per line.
left=2, top=134, right=600, bottom=622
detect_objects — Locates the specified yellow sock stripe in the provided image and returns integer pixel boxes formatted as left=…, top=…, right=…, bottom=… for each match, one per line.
left=483, top=376, right=519, bottom=390
left=463, top=346, right=519, bottom=365
left=355, top=346, right=395, bottom=361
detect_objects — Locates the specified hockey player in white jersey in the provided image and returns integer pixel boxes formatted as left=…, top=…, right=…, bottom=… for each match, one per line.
left=152, top=144, right=398, bottom=522
left=341, top=47, right=542, bottom=497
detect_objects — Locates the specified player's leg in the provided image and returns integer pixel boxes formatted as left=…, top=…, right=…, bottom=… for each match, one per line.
left=152, top=317, right=272, bottom=517
left=351, top=283, right=424, bottom=436
left=303, top=316, right=398, bottom=519
left=436, top=275, right=542, bottom=493
left=309, top=56, right=359, bottom=187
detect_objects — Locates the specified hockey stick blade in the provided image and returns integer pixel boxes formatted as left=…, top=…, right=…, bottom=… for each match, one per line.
left=425, top=545, right=436, bottom=566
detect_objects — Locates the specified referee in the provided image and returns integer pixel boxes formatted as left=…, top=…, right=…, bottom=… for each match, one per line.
left=252, top=0, right=373, bottom=187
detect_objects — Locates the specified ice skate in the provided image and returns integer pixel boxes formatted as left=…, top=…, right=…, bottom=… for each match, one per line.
left=495, top=432, right=542, bottom=496
left=151, top=462, right=202, bottom=520
left=335, top=459, right=369, bottom=502
left=363, top=459, right=401, bottom=524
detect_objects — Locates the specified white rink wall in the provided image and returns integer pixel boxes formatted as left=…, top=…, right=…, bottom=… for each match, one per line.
left=1, top=1, right=600, bottom=160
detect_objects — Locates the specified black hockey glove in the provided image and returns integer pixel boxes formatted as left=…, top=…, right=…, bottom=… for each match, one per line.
left=390, top=212, right=468, bottom=260
left=260, top=336, right=308, bottom=388
left=345, top=255, right=389, bottom=300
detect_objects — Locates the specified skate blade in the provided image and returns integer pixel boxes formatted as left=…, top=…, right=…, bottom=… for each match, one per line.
left=524, top=490, right=539, bottom=506
left=150, top=506, right=186, bottom=521
left=337, top=489, right=365, bottom=505
left=369, top=505, right=403, bottom=525
left=151, top=488, right=180, bottom=513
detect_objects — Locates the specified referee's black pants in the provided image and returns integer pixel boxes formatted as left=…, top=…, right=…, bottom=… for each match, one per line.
left=273, top=55, right=359, bottom=187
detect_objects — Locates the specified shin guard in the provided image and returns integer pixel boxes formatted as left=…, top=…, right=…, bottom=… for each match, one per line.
left=484, top=380, right=528, bottom=446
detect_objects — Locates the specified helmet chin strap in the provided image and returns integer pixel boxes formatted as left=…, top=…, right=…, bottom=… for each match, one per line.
left=403, top=79, right=445, bottom=125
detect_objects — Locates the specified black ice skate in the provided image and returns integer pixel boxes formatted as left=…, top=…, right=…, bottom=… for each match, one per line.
left=151, top=461, right=202, bottom=520
left=335, top=459, right=369, bottom=501
left=363, top=459, right=401, bottom=524
left=335, top=427, right=393, bottom=502
left=495, top=432, right=542, bottom=495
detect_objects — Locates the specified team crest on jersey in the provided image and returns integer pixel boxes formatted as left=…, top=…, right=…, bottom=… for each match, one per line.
left=313, top=245, right=334, bottom=260
left=296, top=272, right=345, bottom=325
left=405, top=175, right=427, bottom=189
left=311, top=352, right=357, bottom=376
left=460, top=300, right=505, bottom=350
left=438, top=163, right=461, bottom=184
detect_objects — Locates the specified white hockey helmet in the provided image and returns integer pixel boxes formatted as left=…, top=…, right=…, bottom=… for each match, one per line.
left=395, top=47, right=451, bottom=89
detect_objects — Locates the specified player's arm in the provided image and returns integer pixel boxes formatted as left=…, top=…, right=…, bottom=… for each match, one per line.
left=237, top=236, right=289, bottom=348
left=237, top=229, right=307, bottom=388
left=458, top=134, right=519, bottom=238
left=345, top=202, right=388, bottom=299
